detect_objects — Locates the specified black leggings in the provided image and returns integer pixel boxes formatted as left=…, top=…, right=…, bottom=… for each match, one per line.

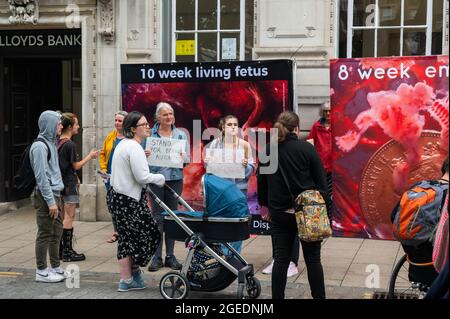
left=270, top=211, right=325, bottom=299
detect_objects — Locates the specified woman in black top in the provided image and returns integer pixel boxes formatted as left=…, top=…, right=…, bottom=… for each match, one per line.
left=257, top=111, right=330, bottom=299
left=58, top=113, right=99, bottom=262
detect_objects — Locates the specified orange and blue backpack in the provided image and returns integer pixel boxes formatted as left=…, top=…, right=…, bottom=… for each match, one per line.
left=391, top=180, right=448, bottom=247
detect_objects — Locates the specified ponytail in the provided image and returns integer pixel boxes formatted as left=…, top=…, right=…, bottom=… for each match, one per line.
left=273, top=111, right=300, bottom=144
left=274, top=121, right=289, bottom=143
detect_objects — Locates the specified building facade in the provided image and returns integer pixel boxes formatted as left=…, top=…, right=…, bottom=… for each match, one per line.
left=0, top=0, right=448, bottom=219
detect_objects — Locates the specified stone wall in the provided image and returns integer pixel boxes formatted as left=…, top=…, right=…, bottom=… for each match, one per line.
left=1, top=0, right=448, bottom=220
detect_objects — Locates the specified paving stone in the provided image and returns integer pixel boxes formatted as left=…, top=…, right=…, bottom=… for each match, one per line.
left=0, top=206, right=402, bottom=299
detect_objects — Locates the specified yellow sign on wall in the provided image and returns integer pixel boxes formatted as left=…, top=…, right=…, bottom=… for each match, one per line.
left=176, top=40, right=195, bottom=56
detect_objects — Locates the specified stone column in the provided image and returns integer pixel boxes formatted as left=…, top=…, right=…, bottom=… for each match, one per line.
left=92, top=0, right=121, bottom=221
left=253, top=0, right=333, bottom=134
left=79, top=9, right=100, bottom=222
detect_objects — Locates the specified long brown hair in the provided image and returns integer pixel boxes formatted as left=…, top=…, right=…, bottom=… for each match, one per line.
left=273, top=111, right=299, bottom=143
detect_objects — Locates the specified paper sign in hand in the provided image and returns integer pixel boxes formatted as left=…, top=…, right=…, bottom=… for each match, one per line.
left=206, top=148, right=245, bottom=179
left=146, top=137, right=186, bottom=168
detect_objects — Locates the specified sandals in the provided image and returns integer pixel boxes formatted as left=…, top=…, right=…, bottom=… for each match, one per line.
left=107, top=233, right=119, bottom=243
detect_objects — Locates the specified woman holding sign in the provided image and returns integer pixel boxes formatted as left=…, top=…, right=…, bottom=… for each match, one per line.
left=146, top=102, right=190, bottom=272
left=204, top=115, right=255, bottom=254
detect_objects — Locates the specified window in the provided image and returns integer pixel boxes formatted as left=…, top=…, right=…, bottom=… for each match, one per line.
left=172, top=0, right=254, bottom=62
left=339, top=0, right=446, bottom=58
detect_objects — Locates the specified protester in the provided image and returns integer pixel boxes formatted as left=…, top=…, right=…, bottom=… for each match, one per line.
left=432, top=157, right=449, bottom=273
left=425, top=157, right=449, bottom=299
left=204, top=115, right=255, bottom=254
left=108, top=111, right=165, bottom=292
left=99, top=110, right=128, bottom=244
left=146, top=102, right=190, bottom=272
left=425, top=195, right=448, bottom=299
left=30, top=111, right=69, bottom=282
left=392, top=157, right=448, bottom=288
left=257, top=111, right=329, bottom=299
left=261, top=236, right=300, bottom=277
left=57, top=113, right=99, bottom=262
left=262, top=102, right=333, bottom=277
left=307, top=101, right=332, bottom=197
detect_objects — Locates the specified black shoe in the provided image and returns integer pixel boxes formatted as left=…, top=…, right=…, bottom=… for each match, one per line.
left=164, top=255, right=182, bottom=270
left=63, top=250, right=86, bottom=262
left=148, top=257, right=163, bottom=272
left=62, top=228, right=86, bottom=262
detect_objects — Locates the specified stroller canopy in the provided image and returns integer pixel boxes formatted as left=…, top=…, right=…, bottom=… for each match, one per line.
left=203, top=174, right=249, bottom=218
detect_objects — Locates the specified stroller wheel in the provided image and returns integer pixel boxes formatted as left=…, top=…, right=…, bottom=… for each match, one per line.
left=237, top=283, right=245, bottom=299
left=246, top=276, right=261, bottom=299
left=160, top=272, right=190, bottom=300
left=236, top=277, right=261, bottom=299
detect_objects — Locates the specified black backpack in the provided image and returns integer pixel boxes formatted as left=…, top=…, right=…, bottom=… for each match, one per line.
left=14, top=138, right=51, bottom=193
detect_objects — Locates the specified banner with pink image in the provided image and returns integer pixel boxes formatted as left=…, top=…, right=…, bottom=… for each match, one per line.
left=121, top=60, right=294, bottom=234
left=330, top=55, right=449, bottom=240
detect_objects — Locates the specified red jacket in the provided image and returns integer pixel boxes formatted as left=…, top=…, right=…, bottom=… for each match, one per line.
left=308, top=119, right=332, bottom=172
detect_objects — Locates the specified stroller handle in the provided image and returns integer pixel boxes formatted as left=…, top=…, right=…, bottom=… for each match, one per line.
left=146, top=184, right=194, bottom=237
left=163, top=183, right=178, bottom=196
left=161, top=183, right=199, bottom=215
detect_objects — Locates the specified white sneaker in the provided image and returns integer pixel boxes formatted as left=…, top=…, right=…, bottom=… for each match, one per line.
left=50, top=266, right=71, bottom=279
left=36, top=268, right=65, bottom=283
left=287, top=262, right=299, bottom=277
left=262, top=260, right=274, bottom=274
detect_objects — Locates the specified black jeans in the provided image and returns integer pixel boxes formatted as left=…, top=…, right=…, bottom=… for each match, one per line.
left=271, top=236, right=299, bottom=265
left=271, top=211, right=325, bottom=299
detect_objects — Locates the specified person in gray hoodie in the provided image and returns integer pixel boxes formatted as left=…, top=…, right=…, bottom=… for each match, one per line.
left=30, top=110, right=69, bottom=283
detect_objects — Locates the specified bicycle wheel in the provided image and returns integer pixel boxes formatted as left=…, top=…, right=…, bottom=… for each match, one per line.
left=388, top=254, right=423, bottom=299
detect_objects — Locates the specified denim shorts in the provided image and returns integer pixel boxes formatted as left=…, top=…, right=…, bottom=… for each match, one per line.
left=63, top=194, right=79, bottom=204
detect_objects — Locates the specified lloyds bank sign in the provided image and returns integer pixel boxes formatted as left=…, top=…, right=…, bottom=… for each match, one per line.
left=0, top=29, right=81, bottom=56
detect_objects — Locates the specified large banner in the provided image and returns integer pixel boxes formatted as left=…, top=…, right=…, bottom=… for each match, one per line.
left=330, top=56, right=449, bottom=240
left=121, top=60, right=294, bottom=234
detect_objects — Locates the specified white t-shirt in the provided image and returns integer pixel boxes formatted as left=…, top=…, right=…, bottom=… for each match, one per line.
left=111, top=138, right=165, bottom=201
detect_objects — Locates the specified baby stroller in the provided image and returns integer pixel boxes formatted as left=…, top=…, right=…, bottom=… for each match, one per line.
left=146, top=174, right=261, bottom=300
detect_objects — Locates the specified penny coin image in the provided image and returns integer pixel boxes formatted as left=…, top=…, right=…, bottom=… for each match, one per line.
left=359, top=131, right=446, bottom=238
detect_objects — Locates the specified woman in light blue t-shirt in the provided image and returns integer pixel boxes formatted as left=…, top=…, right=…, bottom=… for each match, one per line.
left=146, top=102, right=190, bottom=272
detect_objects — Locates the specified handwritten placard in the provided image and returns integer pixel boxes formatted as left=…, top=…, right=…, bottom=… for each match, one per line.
left=146, top=137, right=186, bottom=168
left=206, top=148, right=245, bottom=179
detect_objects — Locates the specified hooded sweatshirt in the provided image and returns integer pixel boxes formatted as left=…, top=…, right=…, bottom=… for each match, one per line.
left=30, top=111, right=64, bottom=207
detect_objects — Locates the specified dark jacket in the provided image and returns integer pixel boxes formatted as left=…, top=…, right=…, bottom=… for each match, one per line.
left=257, top=133, right=330, bottom=215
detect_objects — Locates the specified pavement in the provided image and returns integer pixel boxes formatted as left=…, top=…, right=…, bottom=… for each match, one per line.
left=0, top=206, right=405, bottom=299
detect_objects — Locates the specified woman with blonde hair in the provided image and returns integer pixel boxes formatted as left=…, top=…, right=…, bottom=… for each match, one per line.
left=257, top=111, right=329, bottom=299
left=99, top=110, right=128, bottom=244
